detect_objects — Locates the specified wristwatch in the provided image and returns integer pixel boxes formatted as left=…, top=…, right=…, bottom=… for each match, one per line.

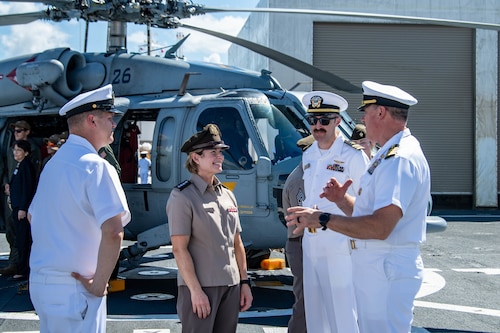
left=240, top=279, right=251, bottom=286
left=319, top=212, right=331, bottom=230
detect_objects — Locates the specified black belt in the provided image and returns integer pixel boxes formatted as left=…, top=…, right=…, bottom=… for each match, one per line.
left=288, top=236, right=303, bottom=241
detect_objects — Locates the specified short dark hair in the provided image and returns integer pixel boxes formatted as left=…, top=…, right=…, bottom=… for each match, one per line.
left=385, top=106, right=408, bottom=122
left=14, top=139, right=31, bottom=154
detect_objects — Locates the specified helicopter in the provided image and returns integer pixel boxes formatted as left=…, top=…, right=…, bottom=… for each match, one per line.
left=0, top=0, right=454, bottom=267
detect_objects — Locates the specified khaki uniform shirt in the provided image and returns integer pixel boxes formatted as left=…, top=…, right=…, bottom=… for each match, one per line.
left=167, top=173, right=242, bottom=287
left=283, top=164, right=305, bottom=239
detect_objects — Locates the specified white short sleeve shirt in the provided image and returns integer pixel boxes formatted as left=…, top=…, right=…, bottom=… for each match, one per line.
left=29, top=134, right=130, bottom=277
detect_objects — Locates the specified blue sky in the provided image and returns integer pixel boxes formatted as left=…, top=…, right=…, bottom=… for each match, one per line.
left=0, top=0, right=260, bottom=63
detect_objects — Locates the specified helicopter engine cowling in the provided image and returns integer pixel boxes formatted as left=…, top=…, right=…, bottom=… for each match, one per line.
left=28, top=48, right=106, bottom=106
left=16, top=59, right=64, bottom=88
left=51, top=49, right=105, bottom=100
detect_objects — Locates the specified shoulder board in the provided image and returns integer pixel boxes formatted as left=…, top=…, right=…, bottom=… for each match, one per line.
left=175, top=180, right=192, bottom=191
left=384, top=144, right=400, bottom=159
left=344, top=140, right=363, bottom=150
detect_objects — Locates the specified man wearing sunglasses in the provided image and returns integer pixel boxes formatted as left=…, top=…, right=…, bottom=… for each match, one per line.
left=299, top=91, right=369, bottom=333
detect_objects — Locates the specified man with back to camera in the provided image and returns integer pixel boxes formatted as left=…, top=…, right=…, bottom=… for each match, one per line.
left=299, top=91, right=369, bottom=333
left=138, top=150, right=151, bottom=184
left=287, top=81, right=430, bottom=333
left=28, top=84, right=131, bottom=333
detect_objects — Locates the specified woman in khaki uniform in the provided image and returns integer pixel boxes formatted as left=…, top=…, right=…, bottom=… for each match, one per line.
left=166, top=124, right=253, bottom=333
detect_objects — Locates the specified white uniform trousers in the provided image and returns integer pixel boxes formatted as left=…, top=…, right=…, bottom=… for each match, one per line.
left=30, top=272, right=107, bottom=333
left=351, top=242, right=423, bottom=333
left=302, top=229, right=359, bottom=333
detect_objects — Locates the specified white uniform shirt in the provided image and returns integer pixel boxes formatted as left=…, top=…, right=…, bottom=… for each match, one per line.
left=29, top=134, right=131, bottom=278
left=353, top=128, right=431, bottom=245
left=303, top=132, right=369, bottom=213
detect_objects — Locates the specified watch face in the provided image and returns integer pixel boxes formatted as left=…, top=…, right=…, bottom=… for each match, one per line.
left=319, top=213, right=330, bottom=230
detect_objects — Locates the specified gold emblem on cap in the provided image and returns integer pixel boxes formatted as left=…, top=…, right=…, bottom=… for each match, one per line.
left=92, top=103, right=98, bottom=109
left=310, top=96, right=323, bottom=109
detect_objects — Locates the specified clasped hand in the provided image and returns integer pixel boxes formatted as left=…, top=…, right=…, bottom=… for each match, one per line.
left=285, top=177, right=352, bottom=234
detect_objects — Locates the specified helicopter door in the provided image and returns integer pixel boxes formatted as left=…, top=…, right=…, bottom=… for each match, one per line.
left=195, top=104, right=270, bottom=218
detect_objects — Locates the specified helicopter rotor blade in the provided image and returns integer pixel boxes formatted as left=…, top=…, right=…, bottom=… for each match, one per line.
left=0, top=11, right=49, bottom=26
left=181, top=23, right=361, bottom=93
left=202, top=7, right=500, bottom=31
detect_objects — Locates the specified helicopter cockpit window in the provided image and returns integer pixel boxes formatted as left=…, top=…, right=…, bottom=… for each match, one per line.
left=198, top=108, right=255, bottom=170
left=250, top=103, right=303, bottom=163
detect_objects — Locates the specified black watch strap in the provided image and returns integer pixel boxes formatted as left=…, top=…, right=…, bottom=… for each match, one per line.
left=319, top=212, right=331, bottom=230
left=240, top=279, right=251, bottom=286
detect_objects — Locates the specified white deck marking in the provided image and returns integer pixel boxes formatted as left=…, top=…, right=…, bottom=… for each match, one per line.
left=452, top=268, right=500, bottom=275
left=415, top=300, right=500, bottom=317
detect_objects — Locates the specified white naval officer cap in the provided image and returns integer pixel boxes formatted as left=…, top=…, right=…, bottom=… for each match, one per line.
left=302, top=91, right=348, bottom=114
left=358, top=81, right=417, bottom=111
left=59, top=84, right=123, bottom=117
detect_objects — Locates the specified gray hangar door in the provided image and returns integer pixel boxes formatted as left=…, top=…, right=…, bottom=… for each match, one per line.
left=312, top=23, right=474, bottom=195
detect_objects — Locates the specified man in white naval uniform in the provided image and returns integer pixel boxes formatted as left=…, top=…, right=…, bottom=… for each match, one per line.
left=28, top=85, right=130, bottom=333
left=288, top=81, right=430, bottom=333
left=300, top=91, right=369, bottom=333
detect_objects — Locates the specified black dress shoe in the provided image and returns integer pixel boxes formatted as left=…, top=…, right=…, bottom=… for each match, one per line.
left=10, top=274, right=27, bottom=281
left=0, top=265, right=17, bottom=276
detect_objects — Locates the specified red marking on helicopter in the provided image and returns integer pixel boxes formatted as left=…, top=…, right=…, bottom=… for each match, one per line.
left=6, top=57, right=35, bottom=90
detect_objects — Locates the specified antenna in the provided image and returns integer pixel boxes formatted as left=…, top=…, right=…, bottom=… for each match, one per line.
left=176, top=32, right=185, bottom=59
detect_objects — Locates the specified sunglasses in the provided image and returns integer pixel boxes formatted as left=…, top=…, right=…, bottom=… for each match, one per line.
left=14, top=129, right=27, bottom=133
left=306, top=116, right=339, bottom=126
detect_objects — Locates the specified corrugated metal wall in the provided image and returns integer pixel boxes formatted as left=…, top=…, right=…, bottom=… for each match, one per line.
left=312, top=23, right=474, bottom=194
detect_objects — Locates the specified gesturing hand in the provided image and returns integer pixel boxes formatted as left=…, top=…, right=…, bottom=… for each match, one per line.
left=320, top=177, right=352, bottom=203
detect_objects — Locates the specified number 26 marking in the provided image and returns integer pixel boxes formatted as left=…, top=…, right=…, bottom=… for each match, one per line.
left=112, top=68, right=131, bottom=84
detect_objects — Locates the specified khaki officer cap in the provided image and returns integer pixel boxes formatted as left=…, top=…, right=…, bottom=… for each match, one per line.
left=351, top=124, right=366, bottom=141
left=181, top=124, right=230, bottom=153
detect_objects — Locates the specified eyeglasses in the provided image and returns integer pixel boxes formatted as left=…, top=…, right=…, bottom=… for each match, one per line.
left=306, top=116, right=339, bottom=126
left=14, top=129, right=27, bottom=133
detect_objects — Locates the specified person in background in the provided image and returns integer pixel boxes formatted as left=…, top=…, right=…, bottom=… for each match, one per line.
left=287, top=81, right=429, bottom=333
left=28, top=84, right=130, bottom=333
left=138, top=151, right=151, bottom=184
left=0, top=120, right=41, bottom=277
left=299, top=91, right=369, bottom=333
left=5, top=140, right=36, bottom=280
left=7, top=120, right=42, bottom=176
left=98, top=143, right=123, bottom=284
left=41, top=134, right=64, bottom=171
left=283, top=135, right=314, bottom=333
left=166, top=124, right=252, bottom=333
left=350, top=123, right=375, bottom=159
left=99, top=144, right=121, bottom=177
